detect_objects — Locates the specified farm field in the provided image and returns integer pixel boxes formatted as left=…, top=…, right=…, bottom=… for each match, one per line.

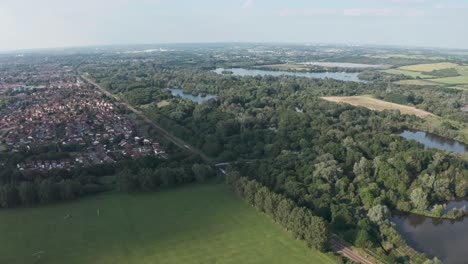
left=394, top=79, right=439, bottom=86
left=381, top=69, right=435, bottom=79
left=428, top=65, right=468, bottom=85
left=0, top=184, right=335, bottom=264
left=384, top=63, right=468, bottom=85
left=430, top=75, right=468, bottom=85
left=321, top=96, right=433, bottom=117
left=399, top=62, right=459, bottom=72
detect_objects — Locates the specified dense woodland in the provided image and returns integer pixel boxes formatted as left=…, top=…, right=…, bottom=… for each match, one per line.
left=0, top=47, right=466, bottom=263
left=81, top=52, right=467, bottom=263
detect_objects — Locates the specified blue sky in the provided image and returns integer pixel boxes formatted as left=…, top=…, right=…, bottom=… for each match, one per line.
left=0, top=0, right=467, bottom=51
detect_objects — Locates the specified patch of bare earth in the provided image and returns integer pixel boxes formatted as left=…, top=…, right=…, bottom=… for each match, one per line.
left=321, top=96, right=433, bottom=118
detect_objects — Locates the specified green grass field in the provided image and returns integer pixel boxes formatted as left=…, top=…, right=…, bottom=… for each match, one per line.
left=381, top=68, right=435, bottom=78
left=399, top=62, right=459, bottom=72
left=394, top=79, right=439, bottom=86
left=0, top=184, right=335, bottom=264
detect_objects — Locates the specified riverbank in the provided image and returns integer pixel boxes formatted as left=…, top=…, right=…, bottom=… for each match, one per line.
left=406, top=208, right=465, bottom=220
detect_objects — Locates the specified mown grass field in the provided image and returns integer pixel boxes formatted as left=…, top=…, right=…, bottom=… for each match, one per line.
left=0, top=184, right=335, bottom=264
left=321, top=95, right=433, bottom=117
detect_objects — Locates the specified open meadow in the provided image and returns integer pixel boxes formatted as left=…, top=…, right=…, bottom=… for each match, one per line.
left=0, top=184, right=335, bottom=264
left=321, top=96, right=433, bottom=117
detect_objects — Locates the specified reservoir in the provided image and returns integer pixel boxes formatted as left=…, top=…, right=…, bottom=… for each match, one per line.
left=168, top=88, right=216, bottom=104
left=400, top=130, right=467, bottom=153
left=213, top=68, right=367, bottom=83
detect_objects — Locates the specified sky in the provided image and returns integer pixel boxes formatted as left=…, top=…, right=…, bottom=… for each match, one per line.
left=0, top=0, right=467, bottom=51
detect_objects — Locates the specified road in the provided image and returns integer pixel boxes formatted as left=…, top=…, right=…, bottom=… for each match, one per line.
left=330, top=236, right=374, bottom=264
left=81, top=75, right=212, bottom=163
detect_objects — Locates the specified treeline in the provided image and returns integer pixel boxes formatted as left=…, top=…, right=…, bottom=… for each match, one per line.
left=116, top=163, right=215, bottom=192
left=0, top=154, right=207, bottom=209
left=225, top=170, right=329, bottom=251
left=0, top=178, right=104, bottom=209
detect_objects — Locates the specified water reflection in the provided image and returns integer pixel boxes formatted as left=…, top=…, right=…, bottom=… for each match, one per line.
left=400, top=130, right=467, bottom=153
left=168, top=88, right=216, bottom=104
left=392, top=212, right=468, bottom=264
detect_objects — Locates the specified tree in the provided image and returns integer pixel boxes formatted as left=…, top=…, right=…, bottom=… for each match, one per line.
left=304, top=215, right=329, bottom=250
left=59, top=180, right=80, bottom=200
left=431, top=204, right=445, bottom=217
left=117, top=168, right=137, bottom=192
left=18, top=182, right=37, bottom=205
left=410, top=188, right=428, bottom=210
left=313, top=153, right=343, bottom=183
left=138, top=168, right=156, bottom=191
left=192, top=164, right=214, bottom=183
left=367, top=205, right=390, bottom=225
left=276, top=198, right=294, bottom=227
left=39, top=179, right=57, bottom=204
left=355, top=229, right=373, bottom=248
left=264, top=192, right=280, bottom=217
left=254, top=187, right=269, bottom=212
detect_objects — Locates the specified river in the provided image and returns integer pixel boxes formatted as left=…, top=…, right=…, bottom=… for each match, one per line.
left=213, top=68, right=367, bottom=83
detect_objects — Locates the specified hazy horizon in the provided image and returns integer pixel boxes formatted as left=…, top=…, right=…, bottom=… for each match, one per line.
left=1, top=0, right=467, bottom=51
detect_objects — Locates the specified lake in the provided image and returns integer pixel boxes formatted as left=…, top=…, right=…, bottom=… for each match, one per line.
left=400, top=130, right=468, bottom=153
left=213, top=68, right=366, bottom=83
left=297, top=62, right=386, bottom=69
left=168, top=88, right=216, bottom=104
left=393, top=212, right=468, bottom=264
left=394, top=130, right=467, bottom=263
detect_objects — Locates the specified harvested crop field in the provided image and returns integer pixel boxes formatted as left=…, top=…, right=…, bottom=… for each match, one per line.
left=321, top=96, right=433, bottom=117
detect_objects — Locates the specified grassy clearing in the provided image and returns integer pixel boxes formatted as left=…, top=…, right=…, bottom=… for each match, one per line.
left=0, top=184, right=335, bottom=264
left=381, top=69, right=435, bottom=79
left=399, top=62, right=459, bottom=72
left=157, top=100, right=171, bottom=108
left=321, top=96, right=433, bottom=117
left=394, top=79, right=439, bottom=86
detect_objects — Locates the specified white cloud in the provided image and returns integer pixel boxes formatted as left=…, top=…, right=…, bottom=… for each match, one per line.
left=242, top=0, right=253, bottom=9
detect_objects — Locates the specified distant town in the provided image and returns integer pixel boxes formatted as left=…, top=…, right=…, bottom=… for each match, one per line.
left=0, top=65, right=165, bottom=172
